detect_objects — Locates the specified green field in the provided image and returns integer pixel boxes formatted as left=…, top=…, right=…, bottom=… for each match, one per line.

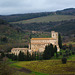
left=65, top=42, right=75, bottom=47
left=10, top=55, right=75, bottom=75
left=12, top=15, right=75, bottom=24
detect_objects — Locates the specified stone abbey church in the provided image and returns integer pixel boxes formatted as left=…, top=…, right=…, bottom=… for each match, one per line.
left=11, top=31, right=60, bottom=55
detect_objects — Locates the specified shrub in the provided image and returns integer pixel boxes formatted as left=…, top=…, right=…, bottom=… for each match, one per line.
left=60, top=52, right=62, bottom=55
left=1, top=52, right=5, bottom=59
left=63, top=53, right=66, bottom=57
left=0, top=58, right=14, bottom=75
left=65, top=53, right=69, bottom=57
left=69, top=44, right=72, bottom=50
left=56, top=53, right=59, bottom=58
left=68, top=52, right=71, bottom=56
left=72, top=51, right=75, bottom=55
left=62, top=57, right=67, bottom=64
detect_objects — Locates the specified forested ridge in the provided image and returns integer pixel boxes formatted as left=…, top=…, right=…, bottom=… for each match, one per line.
left=11, top=19, right=75, bottom=35
left=0, top=8, right=75, bottom=22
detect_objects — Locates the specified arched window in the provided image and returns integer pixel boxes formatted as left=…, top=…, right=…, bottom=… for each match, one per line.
left=53, top=34, right=54, bottom=36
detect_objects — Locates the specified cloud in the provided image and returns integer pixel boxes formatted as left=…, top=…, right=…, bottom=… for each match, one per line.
left=0, top=0, right=75, bottom=15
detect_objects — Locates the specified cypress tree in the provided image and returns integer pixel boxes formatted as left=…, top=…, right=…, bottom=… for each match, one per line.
left=43, top=45, right=49, bottom=60
left=50, top=44, right=54, bottom=57
left=43, top=44, right=54, bottom=60
left=26, top=50, right=31, bottom=61
left=31, top=52, right=36, bottom=60
left=18, top=51, right=25, bottom=61
left=69, top=44, right=72, bottom=50
left=58, top=33, right=62, bottom=49
left=54, top=45, right=57, bottom=54
left=12, top=54, right=18, bottom=61
left=36, top=51, right=39, bottom=60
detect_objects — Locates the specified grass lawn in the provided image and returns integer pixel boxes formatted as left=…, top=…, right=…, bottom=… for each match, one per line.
left=68, top=55, right=75, bottom=61
left=10, top=58, right=75, bottom=75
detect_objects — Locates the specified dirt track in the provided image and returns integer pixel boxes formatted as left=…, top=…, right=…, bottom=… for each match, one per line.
left=19, top=67, right=32, bottom=73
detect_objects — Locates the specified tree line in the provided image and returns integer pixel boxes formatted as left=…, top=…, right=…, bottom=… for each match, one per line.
left=0, top=12, right=54, bottom=22
left=0, top=44, right=58, bottom=61
left=0, top=33, right=62, bottom=61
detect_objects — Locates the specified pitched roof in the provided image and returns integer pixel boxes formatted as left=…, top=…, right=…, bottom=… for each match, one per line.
left=31, top=42, right=51, bottom=45
left=31, top=38, right=56, bottom=40
left=11, top=48, right=28, bottom=50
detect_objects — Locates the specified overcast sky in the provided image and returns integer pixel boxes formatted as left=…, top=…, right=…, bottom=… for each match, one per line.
left=0, top=0, right=75, bottom=15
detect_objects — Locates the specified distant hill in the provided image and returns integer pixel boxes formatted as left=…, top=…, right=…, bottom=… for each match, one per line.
left=12, top=15, right=75, bottom=24
left=56, top=8, right=75, bottom=15
left=0, top=12, right=53, bottom=22
left=0, top=8, right=75, bottom=22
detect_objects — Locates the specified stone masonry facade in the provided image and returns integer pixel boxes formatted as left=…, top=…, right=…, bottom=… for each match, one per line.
left=29, top=31, right=60, bottom=52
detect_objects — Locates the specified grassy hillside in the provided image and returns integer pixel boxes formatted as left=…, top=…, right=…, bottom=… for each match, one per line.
left=11, top=56, right=75, bottom=75
left=0, top=12, right=53, bottom=22
left=11, top=15, right=75, bottom=24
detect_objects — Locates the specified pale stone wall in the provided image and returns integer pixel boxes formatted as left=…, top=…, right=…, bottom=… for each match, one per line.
left=11, top=48, right=28, bottom=55
left=31, top=39, right=59, bottom=52
left=30, top=31, right=60, bottom=52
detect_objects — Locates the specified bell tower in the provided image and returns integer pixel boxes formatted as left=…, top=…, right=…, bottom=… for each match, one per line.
left=51, top=31, right=58, bottom=40
left=51, top=31, right=60, bottom=52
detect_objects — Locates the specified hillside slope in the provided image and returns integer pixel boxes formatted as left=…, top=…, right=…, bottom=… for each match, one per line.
left=0, top=12, right=53, bottom=22
left=56, top=8, right=75, bottom=15
left=12, top=19, right=75, bottom=34
left=0, top=8, right=75, bottom=22
left=0, top=24, right=29, bottom=51
left=0, top=19, right=52, bottom=51
left=11, top=15, right=75, bottom=24
left=0, top=19, right=29, bottom=51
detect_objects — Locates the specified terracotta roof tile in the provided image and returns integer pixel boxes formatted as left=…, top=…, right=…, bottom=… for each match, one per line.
left=31, top=38, right=56, bottom=40
left=31, top=42, right=50, bottom=45
left=11, top=48, right=28, bottom=50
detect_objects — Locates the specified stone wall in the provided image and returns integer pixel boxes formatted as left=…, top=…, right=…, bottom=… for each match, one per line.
left=30, top=31, right=60, bottom=52
left=11, top=48, right=28, bottom=55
